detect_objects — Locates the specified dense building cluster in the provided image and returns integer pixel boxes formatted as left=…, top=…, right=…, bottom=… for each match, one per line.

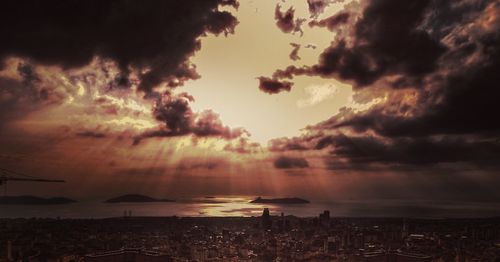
left=0, top=210, right=499, bottom=262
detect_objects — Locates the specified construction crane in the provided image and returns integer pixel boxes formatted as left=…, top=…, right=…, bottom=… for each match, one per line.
left=0, top=167, right=65, bottom=195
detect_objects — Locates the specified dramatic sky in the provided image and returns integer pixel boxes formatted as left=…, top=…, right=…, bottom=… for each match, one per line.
left=1, top=0, right=500, bottom=203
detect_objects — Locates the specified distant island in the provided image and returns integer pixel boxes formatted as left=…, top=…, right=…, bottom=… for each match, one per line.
left=0, top=195, right=76, bottom=205
left=105, top=194, right=175, bottom=203
left=250, top=197, right=310, bottom=204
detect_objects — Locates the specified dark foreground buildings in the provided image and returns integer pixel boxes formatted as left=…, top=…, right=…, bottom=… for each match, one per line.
left=0, top=210, right=499, bottom=261
left=84, top=248, right=170, bottom=262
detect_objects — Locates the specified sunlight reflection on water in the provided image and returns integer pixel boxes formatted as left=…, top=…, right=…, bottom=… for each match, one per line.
left=1, top=196, right=499, bottom=218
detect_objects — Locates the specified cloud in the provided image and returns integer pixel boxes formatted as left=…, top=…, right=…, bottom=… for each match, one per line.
left=263, top=0, right=500, bottom=173
left=146, top=157, right=232, bottom=174
left=324, top=134, right=500, bottom=169
left=192, top=110, right=247, bottom=139
left=177, top=159, right=226, bottom=171
left=307, top=0, right=344, bottom=18
left=305, top=43, right=317, bottom=49
left=0, top=63, right=64, bottom=128
left=308, top=12, right=350, bottom=31
left=224, top=138, right=261, bottom=154
left=323, top=26, right=500, bottom=138
left=274, top=156, right=309, bottom=169
left=257, top=77, right=293, bottom=95
left=274, top=4, right=306, bottom=36
left=268, top=0, right=447, bottom=89
left=114, top=167, right=167, bottom=176
left=0, top=0, right=239, bottom=93
left=134, top=92, right=247, bottom=144
left=297, top=83, right=338, bottom=108
left=268, top=133, right=324, bottom=152
left=271, top=131, right=500, bottom=171
left=289, top=43, right=301, bottom=61
left=76, top=131, right=107, bottom=139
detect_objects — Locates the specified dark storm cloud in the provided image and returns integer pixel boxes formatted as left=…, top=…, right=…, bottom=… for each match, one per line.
left=152, top=93, right=195, bottom=137
left=0, top=77, right=35, bottom=126
left=307, top=0, right=329, bottom=18
left=308, top=12, right=350, bottom=31
left=272, top=0, right=447, bottom=88
left=177, top=158, right=227, bottom=171
left=268, top=134, right=323, bottom=152
left=274, top=4, right=306, bottom=36
left=192, top=111, right=247, bottom=139
left=0, top=0, right=239, bottom=92
left=274, top=156, right=309, bottom=169
left=17, top=63, right=40, bottom=85
left=265, top=0, right=500, bottom=172
left=307, top=0, right=344, bottom=18
left=114, top=167, right=167, bottom=176
left=257, top=77, right=293, bottom=94
left=271, top=132, right=500, bottom=171
left=325, top=34, right=500, bottom=138
left=323, top=135, right=500, bottom=168
left=0, top=63, right=63, bottom=128
left=134, top=93, right=247, bottom=144
left=308, top=0, right=500, bottom=140
left=76, top=131, right=107, bottom=139
left=269, top=139, right=308, bottom=152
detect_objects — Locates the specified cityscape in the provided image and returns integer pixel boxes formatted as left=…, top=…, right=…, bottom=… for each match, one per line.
left=0, top=209, right=499, bottom=261
left=1, top=0, right=500, bottom=261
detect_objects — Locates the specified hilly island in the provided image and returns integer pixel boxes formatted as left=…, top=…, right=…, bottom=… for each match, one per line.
left=105, top=194, right=175, bottom=203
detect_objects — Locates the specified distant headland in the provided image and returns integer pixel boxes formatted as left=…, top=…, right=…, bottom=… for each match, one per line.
left=104, top=194, right=175, bottom=203
left=0, top=195, right=76, bottom=205
left=250, top=197, right=310, bottom=204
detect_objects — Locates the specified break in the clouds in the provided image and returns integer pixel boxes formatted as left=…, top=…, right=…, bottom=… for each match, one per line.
left=297, top=84, right=338, bottom=108
left=266, top=0, right=500, bottom=172
left=0, top=0, right=238, bottom=93
left=134, top=92, right=247, bottom=144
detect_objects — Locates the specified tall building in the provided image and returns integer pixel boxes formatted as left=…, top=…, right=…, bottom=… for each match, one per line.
left=402, top=219, right=408, bottom=240
left=6, top=240, right=12, bottom=262
left=324, top=236, right=337, bottom=254
left=262, top=208, right=270, bottom=217
left=261, top=208, right=272, bottom=230
left=319, top=210, right=330, bottom=226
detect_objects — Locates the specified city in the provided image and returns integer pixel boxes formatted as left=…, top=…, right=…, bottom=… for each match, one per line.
left=1, top=0, right=500, bottom=261
left=0, top=209, right=499, bottom=262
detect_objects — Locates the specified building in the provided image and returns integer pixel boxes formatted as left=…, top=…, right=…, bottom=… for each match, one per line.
left=84, top=248, right=171, bottom=262
left=261, top=208, right=271, bottom=230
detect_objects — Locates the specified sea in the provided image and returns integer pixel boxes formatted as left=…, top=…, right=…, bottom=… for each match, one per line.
left=1, top=196, right=499, bottom=219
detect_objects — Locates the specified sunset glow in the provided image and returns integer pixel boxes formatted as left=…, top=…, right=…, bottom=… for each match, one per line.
left=0, top=0, right=499, bottom=208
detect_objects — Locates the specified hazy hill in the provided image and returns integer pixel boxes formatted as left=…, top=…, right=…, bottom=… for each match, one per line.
left=0, top=195, right=76, bottom=205
left=105, top=194, right=175, bottom=203
left=250, top=197, right=310, bottom=204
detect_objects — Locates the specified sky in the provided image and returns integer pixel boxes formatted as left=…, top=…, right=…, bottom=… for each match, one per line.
left=0, top=0, right=500, bottom=205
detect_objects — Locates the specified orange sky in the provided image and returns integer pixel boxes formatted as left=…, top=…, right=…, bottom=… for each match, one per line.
left=1, top=0, right=499, bottom=204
